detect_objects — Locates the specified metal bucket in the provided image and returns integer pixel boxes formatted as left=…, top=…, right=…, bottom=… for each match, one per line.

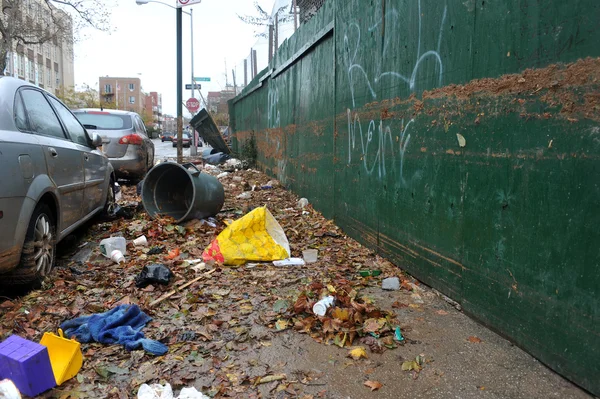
left=142, top=162, right=224, bottom=223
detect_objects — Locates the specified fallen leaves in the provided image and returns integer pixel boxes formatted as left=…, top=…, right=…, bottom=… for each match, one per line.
left=364, top=380, right=383, bottom=391
left=348, top=346, right=368, bottom=360
left=468, top=336, right=483, bottom=343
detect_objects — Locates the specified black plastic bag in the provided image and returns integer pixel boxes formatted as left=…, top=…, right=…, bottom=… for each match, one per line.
left=135, top=264, right=173, bottom=288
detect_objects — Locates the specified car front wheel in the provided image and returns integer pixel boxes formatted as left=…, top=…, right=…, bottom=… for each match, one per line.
left=5, top=203, right=56, bottom=286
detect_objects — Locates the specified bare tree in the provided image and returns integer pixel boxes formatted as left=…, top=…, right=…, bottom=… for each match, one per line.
left=237, top=1, right=294, bottom=39
left=0, top=0, right=112, bottom=73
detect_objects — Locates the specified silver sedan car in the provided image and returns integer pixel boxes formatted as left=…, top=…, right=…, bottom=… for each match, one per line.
left=72, top=109, right=155, bottom=182
left=0, top=77, right=116, bottom=287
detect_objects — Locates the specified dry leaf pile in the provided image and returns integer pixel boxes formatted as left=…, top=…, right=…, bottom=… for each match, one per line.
left=0, top=165, right=418, bottom=398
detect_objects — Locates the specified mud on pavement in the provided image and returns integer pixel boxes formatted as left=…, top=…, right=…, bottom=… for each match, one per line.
left=0, top=165, right=592, bottom=399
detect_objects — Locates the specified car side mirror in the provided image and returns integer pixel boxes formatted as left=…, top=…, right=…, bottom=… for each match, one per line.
left=90, top=132, right=102, bottom=147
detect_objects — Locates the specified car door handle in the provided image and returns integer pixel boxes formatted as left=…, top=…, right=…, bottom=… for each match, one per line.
left=48, top=147, right=58, bottom=158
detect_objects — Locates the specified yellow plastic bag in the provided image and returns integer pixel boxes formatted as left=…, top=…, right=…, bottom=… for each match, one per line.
left=202, top=206, right=290, bottom=265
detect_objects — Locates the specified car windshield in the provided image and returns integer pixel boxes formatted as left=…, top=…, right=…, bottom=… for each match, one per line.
left=73, top=112, right=132, bottom=130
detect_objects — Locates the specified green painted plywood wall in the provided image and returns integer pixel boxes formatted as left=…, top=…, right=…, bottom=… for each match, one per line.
left=230, top=0, right=600, bottom=394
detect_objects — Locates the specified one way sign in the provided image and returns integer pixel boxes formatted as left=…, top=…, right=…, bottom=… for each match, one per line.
left=185, top=83, right=201, bottom=90
left=176, top=0, right=201, bottom=7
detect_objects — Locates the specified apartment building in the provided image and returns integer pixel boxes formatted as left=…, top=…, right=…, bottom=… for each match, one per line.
left=2, top=0, right=75, bottom=93
left=99, top=76, right=145, bottom=114
left=143, top=91, right=163, bottom=132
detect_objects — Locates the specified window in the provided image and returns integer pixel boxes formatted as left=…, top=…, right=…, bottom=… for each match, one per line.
left=46, top=67, right=51, bottom=86
left=20, top=89, right=64, bottom=138
left=73, top=112, right=132, bottom=130
left=48, top=96, right=89, bottom=146
left=129, top=96, right=135, bottom=104
left=129, top=83, right=135, bottom=91
left=16, top=54, right=25, bottom=76
left=27, top=59, right=34, bottom=81
left=14, top=92, right=28, bottom=131
left=104, top=84, right=112, bottom=93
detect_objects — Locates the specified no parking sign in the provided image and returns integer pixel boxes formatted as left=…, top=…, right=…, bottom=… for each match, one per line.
left=176, top=0, right=201, bottom=7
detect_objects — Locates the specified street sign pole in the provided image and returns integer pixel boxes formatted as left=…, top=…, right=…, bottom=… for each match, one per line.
left=176, top=7, right=183, bottom=163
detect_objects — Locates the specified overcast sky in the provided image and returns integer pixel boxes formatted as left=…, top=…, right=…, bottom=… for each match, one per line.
left=73, top=0, right=293, bottom=117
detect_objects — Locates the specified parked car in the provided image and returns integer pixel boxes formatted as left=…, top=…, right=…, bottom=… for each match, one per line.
left=161, top=132, right=174, bottom=142
left=172, top=132, right=192, bottom=148
left=0, top=77, right=116, bottom=287
left=72, top=109, right=155, bottom=182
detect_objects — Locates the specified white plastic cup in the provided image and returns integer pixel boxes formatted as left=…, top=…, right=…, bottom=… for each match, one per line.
left=312, top=296, right=335, bottom=316
left=0, top=379, right=21, bottom=399
left=133, top=235, right=148, bottom=247
left=110, top=249, right=125, bottom=264
left=302, top=249, right=318, bottom=264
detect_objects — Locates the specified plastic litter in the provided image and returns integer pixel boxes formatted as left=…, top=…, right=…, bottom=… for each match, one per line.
left=302, top=249, right=318, bottom=264
left=0, top=379, right=21, bottom=399
left=359, top=269, right=382, bottom=277
left=273, top=258, right=305, bottom=267
left=202, top=206, right=290, bottom=266
left=236, top=192, right=252, bottom=199
left=39, top=329, right=83, bottom=385
left=394, top=326, right=405, bottom=342
left=217, top=172, right=229, bottom=179
left=137, top=383, right=210, bottom=399
left=147, top=246, right=166, bottom=255
left=110, top=250, right=125, bottom=264
left=313, top=296, right=335, bottom=316
left=297, top=198, right=309, bottom=209
left=382, top=277, right=400, bottom=291
left=135, top=264, right=174, bottom=288
left=100, top=237, right=126, bottom=257
left=133, top=235, right=148, bottom=247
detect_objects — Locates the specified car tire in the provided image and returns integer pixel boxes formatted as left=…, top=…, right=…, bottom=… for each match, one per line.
left=101, top=176, right=117, bottom=218
left=4, top=203, right=56, bottom=287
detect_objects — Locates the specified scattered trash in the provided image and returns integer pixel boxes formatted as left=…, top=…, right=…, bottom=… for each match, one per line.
left=99, top=237, right=127, bottom=258
left=236, top=192, right=252, bottom=200
left=166, top=248, right=180, bottom=260
left=297, top=198, right=309, bottom=209
left=0, top=379, right=21, bottom=399
left=147, top=246, right=166, bottom=255
left=302, top=249, right=318, bottom=264
left=224, top=158, right=243, bottom=170
left=232, top=176, right=243, bottom=182
left=382, top=277, right=400, bottom=291
left=217, top=172, right=229, bottom=179
left=137, top=383, right=210, bottom=399
left=266, top=180, right=281, bottom=188
left=359, top=269, right=382, bottom=277
left=394, top=326, right=405, bottom=342
left=260, top=185, right=273, bottom=190
left=60, top=304, right=168, bottom=355
left=39, top=329, right=83, bottom=385
left=115, top=205, right=137, bottom=219
left=312, top=296, right=335, bottom=316
left=114, top=182, right=122, bottom=202
left=457, top=133, right=466, bottom=147
left=0, top=336, right=56, bottom=397
left=202, top=206, right=290, bottom=265
left=135, top=264, right=174, bottom=288
left=133, top=235, right=148, bottom=247
left=273, top=258, right=305, bottom=267
left=110, top=250, right=125, bottom=264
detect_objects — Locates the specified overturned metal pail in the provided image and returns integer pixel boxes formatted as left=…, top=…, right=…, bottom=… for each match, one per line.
left=142, top=162, right=224, bottom=223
